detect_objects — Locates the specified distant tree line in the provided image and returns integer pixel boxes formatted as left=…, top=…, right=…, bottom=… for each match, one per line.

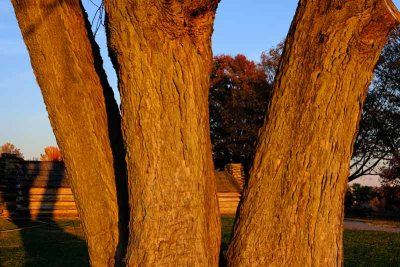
left=0, top=142, right=61, bottom=161
left=345, top=183, right=400, bottom=215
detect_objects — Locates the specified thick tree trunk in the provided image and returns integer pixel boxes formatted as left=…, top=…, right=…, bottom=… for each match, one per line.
left=228, top=1, right=399, bottom=266
left=11, top=1, right=129, bottom=266
left=104, top=1, right=221, bottom=266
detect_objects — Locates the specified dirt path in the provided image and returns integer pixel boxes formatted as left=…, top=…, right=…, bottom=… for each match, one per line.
left=344, top=219, right=400, bottom=233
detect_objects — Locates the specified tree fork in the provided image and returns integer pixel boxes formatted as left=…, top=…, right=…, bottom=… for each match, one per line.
left=228, top=0, right=400, bottom=266
left=11, top=1, right=129, bottom=265
left=104, top=1, right=221, bottom=265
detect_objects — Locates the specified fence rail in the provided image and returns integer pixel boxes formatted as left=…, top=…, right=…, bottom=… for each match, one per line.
left=0, top=154, right=244, bottom=219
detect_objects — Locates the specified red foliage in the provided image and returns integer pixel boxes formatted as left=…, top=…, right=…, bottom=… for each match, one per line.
left=211, top=54, right=268, bottom=92
left=40, top=146, right=63, bottom=161
left=209, top=54, right=272, bottom=170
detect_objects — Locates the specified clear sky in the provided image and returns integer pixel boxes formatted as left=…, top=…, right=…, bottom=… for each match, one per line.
left=0, top=1, right=398, bottom=159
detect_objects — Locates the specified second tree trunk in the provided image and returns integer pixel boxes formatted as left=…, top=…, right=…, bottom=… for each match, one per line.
left=228, top=1, right=399, bottom=266
left=104, top=1, right=221, bottom=266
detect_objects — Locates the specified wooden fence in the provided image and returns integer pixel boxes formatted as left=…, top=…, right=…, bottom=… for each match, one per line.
left=0, top=154, right=244, bottom=219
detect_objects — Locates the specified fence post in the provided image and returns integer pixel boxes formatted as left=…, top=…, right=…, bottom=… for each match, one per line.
left=0, top=153, right=23, bottom=218
left=224, top=163, right=245, bottom=190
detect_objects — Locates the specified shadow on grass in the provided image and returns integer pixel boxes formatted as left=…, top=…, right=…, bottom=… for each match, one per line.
left=1, top=161, right=89, bottom=267
left=19, top=220, right=88, bottom=267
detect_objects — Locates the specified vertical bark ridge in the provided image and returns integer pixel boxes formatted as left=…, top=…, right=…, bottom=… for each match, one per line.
left=227, top=1, right=399, bottom=266
left=104, top=1, right=221, bottom=266
left=11, top=1, right=127, bottom=265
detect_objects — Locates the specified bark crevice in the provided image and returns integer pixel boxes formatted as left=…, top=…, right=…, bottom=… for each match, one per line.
left=80, top=3, right=130, bottom=265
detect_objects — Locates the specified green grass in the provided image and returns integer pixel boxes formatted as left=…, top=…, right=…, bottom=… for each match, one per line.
left=1, top=217, right=400, bottom=266
left=221, top=217, right=400, bottom=266
left=344, top=230, right=400, bottom=267
left=0, top=219, right=88, bottom=267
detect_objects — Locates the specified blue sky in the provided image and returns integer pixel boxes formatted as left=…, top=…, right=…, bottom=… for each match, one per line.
left=0, top=1, right=398, bottom=159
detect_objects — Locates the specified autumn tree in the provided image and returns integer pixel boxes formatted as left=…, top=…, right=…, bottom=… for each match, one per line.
left=209, top=54, right=271, bottom=171
left=0, top=142, right=23, bottom=158
left=227, top=1, right=399, bottom=266
left=40, top=146, right=62, bottom=161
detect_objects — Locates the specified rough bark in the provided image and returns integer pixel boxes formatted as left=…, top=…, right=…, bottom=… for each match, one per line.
left=11, top=1, right=129, bottom=266
left=104, top=1, right=221, bottom=266
left=227, top=1, right=400, bottom=266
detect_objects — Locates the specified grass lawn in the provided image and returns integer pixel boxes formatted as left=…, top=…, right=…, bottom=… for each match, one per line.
left=344, top=230, right=400, bottom=267
left=1, top=217, right=400, bottom=266
left=0, top=218, right=88, bottom=267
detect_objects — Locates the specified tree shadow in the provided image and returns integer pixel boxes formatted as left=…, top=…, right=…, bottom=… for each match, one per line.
left=4, top=160, right=89, bottom=267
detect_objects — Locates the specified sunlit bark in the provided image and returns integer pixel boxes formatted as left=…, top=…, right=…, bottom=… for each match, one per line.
left=11, top=1, right=128, bottom=265
left=104, top=1, right=221, bottom=265
left=228, top=1, right=400, bottom=266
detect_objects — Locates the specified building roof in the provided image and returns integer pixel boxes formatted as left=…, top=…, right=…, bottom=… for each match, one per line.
left=215, top=171, right=242, bottom=193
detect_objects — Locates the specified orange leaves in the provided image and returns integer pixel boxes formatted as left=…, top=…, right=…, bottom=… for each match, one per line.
left=211, top=54, right=267, bottom=93
left=209, top=54, right=272, bottom=170
left=40, top=146, right=62, bottom=161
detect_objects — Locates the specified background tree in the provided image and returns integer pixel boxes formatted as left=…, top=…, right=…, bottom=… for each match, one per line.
left=346, top=183, right=378, bottom=208
left=0, top=142, right=23, bottom=158
left=209, top=54, right=272, bottom=172
left=40, top=146, right=62, bottom=161
left=350, top=26, right=400, bottom=181
left=381, top=157, right=400, bottom=185
left=380, top=156, right=400, bottom=209
left=260, top=41, right=284, bottom=85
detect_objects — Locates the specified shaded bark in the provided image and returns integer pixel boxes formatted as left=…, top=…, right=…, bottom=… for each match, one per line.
left=227, top=0, right=400, bottom=266
left=11, top=1, right=128, bottom=266
left=104, top=1, right=221, bottom=265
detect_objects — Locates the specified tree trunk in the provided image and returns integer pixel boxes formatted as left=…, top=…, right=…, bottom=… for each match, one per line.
left=104, top=1, right=221, bottom=266
left=11, top=1, right=129, bottom=266
left=227, top=1, right=399, bottom=266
